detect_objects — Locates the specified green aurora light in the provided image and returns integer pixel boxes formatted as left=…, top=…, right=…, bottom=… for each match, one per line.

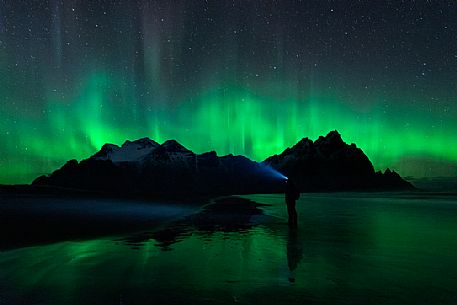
left=1, top=70, right=456, bottom=184
left=1, top=1, right=456, bottom=183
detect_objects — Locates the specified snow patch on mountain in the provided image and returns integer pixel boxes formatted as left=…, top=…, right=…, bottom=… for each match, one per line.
left=92, top=138, right=160, bottom=163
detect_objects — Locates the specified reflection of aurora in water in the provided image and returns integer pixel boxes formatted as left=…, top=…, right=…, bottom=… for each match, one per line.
left=1, top=193, right=457, bottom=304
left=2, top=1, right=457, bottom=183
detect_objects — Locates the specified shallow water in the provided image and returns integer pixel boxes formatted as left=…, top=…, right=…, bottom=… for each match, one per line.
left=1, top=193, right=457, bottom=304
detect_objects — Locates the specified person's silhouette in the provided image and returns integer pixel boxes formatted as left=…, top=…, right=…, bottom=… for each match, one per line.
left=285, top=179, right=300, bottom=226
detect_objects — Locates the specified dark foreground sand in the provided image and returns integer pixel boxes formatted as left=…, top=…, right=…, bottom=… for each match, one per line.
left=2, top=193, right=457, bottom=305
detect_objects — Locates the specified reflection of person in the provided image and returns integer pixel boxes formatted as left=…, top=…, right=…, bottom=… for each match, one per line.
left=285, top=179, right=300, bottom=226
left=287, top=226, right=303, bottom=282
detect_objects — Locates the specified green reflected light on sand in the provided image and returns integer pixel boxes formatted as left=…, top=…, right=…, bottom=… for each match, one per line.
left=1, top=194, right=457, bottom=304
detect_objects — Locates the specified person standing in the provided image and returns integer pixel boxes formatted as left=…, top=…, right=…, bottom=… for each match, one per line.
left=285, top=179, right=300, bottom=226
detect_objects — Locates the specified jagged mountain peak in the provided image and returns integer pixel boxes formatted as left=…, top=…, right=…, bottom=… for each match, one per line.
left=315, top=130, right=344, bottom=147
left=34, top=132, right=414, bottom=194
left=292, top=137, right=313, bottom=150
left=272, top=131, right=345, bottom=159
left=98, top=143, right=120, bottom=153
left=92, top=137, right=160, bottom=163
left=161, top=139, right=191, bottom=153
left=327, top=130, right=342, bottom=138
left=92, top=144, right=120, bottom=160
left=199, top=151, right=218, bottom=158
left=122, top=137, right=159, bottom=148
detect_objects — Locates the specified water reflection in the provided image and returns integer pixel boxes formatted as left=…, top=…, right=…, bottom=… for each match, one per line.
left=0, top=197, right=196, bottom=251
left=118, top=196, right=275, bottom=250
left=287, top=227, right=303, bottom=282
left=2, top=194, right=457, bottom=305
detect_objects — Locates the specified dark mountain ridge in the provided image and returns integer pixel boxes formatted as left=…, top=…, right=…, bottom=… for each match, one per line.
left=263, top=130, right=412, bottom=191
left=33, top=131, right=414, bottom=196
left=33, top=139, right=280, bottom=197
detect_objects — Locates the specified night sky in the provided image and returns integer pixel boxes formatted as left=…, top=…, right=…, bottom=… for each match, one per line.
left=1, top=0, right=456, bottom=183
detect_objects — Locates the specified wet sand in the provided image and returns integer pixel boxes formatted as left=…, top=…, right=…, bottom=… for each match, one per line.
left=1, top=192, right=457, bottom=304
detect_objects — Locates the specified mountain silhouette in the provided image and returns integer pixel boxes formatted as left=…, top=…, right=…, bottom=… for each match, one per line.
left=33, top=139, right=280, bottom=197
left=33, top=131, right=413, bottom=196
left=263, top=130, right=413, bottom=191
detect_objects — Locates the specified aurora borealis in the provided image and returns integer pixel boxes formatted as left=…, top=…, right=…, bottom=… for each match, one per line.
left=1, top=1, right=457, bottom=184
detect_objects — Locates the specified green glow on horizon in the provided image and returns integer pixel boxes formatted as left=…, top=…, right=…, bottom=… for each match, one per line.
left=1, top=71, right=456, bottom=184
